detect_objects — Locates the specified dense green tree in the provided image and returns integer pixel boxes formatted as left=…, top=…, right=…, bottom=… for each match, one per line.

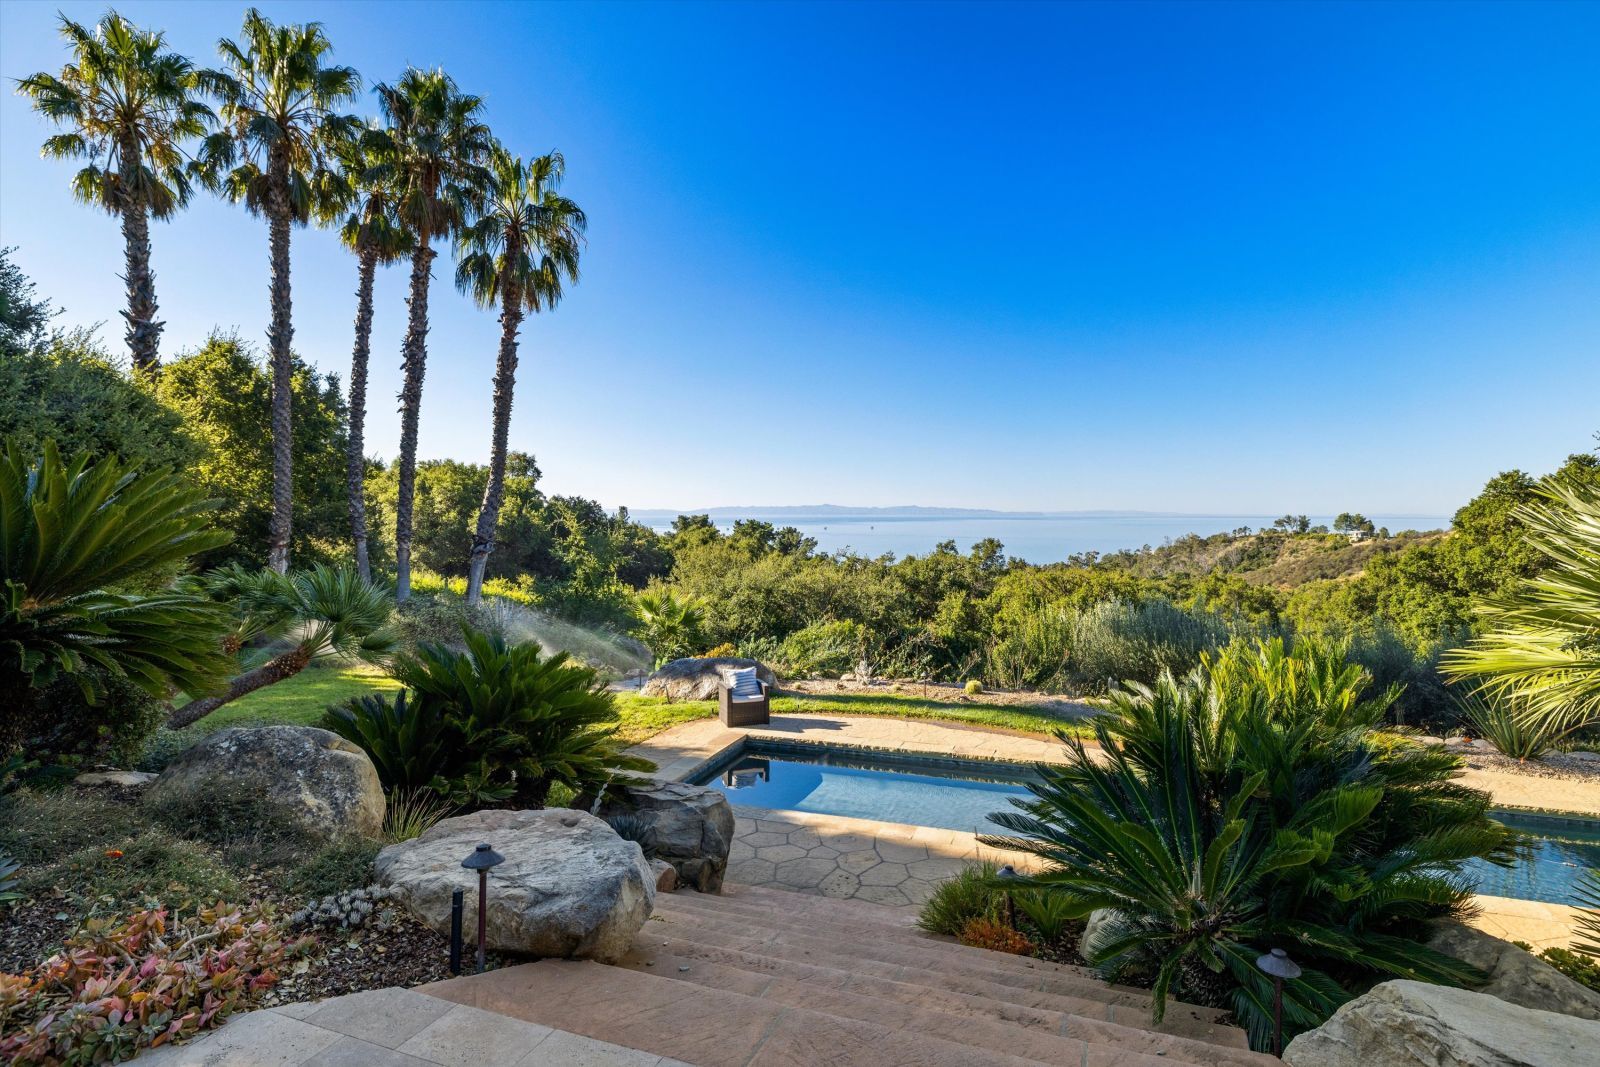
left=456, top=147, right=585, bottom=605
left=373, top=68, right=493, bottom=602
left=198, top=8, right=359, bottom=573
left=1333, top=512, right=1375, bottom=536
left=154, top=335, right=349, bottom=569
left=0, top=249, right=57, bottom=357
left=17, top=12, right=211, bottom=372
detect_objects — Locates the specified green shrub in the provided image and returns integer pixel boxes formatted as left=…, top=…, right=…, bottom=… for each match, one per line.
left=1066, top=598, right=1232, bottom=692
left=778, top=619, right=865, bottom=677
left=27, top=833, right=241, bottom=908
left=917, top=861, right=1005, bottom=936
left=327, top=627, right=655, bottom=808
left=1514, top=943, right=1600, bottom=992
left=284, top=837, right=383, bottom=900
left=986, top=637, right=1510, bottom=1051
left=1013, top=888, right=1082, bottom=950
left=0, top=852, right=21, bottom=904
left=22, top=670, right=169, bottom=776
left=1461, top=695, right=1567, bottom=760
left=964, top=680, right=983, bottom=696
left=142, top=775, right=319, bottom=869
left=0, top=789, right=138, bottom=865
left=134, top=727, right=202, bottom=773
left=390, top=592, right=501, bottom=652
left=382, top=787, right=453, bottom=844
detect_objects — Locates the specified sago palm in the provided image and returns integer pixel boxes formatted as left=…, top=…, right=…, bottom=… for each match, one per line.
left=1444, top=480, right=1600, bottom=736
left=985, top=638, right=1509, bottom=1050
left=374, top=68, right=493, bottom=602
left=321, top=124, right=413, bottom=581
left=196, top=9, right=360, bottom=574
left=167, top=564, right=395, bottom=728
left=16, top=11, right=212, bottom=373
left=0, top=439, right=233, bottom=754
left=456, top=146, right=585, bottom=605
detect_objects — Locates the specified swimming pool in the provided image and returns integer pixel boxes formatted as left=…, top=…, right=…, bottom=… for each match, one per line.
left=691, top=740, right=1600, bottom=907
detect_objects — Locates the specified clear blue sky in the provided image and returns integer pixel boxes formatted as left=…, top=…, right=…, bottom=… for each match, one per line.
left=2, top=1, right=1596, bottom=515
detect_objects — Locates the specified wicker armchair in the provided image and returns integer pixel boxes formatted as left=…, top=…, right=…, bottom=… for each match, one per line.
left=718, top=678, right=771, bottom=727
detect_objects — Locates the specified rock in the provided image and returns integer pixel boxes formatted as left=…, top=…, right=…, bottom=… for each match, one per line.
left=75, top=770, right=158, bottom=788
left=640, top=657, right=778, bottom=701
left=146, top=726, right=383, bottom=837
left=578, top=780, right=736, bottom=893
left=375, top=808, right=654, bottom=964
left=1568, top=750, right=1600, bottom=763
left=1428, top=921, right=1600, bottom=1020
left=1283, top=980, right=1600, bottom=1067
left=651, top=858, right=678, bottom=892
left=1079, top=907, right=1125, bottom=961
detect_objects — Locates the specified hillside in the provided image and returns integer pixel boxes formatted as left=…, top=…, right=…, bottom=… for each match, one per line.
left=1096, top=528, right=1449, bottom=589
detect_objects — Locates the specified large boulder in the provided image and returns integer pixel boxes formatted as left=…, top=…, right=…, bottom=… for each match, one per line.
left=147, top=725, right=383, bottom=837
left=1428, top=921, right=1600, bottom=1020
left=375, top=808, right=654, bottom=964
left=1283, top=980, right=1600, bottom=1067
left=641, top=657, right=778, bottom=701
left=579, top=780, right=736, bottom=893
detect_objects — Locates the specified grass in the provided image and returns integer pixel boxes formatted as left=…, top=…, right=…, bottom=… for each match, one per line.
left=175, top=663, right=1092, bottom=749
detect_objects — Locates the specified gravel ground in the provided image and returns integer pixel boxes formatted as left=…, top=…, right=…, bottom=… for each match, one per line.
left=782, top=676, right=1101, bottom=717
left=1445, top=743, right=1600, bottom=782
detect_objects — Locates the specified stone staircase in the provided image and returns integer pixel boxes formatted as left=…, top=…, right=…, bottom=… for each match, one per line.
left=425, top=883, right=1273, bottom=1066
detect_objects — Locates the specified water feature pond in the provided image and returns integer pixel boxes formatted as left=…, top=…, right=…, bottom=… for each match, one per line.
left=692, top=740, right=1600, bottom=907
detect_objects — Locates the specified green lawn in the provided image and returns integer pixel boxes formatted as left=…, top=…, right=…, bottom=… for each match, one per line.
left=190, top=666, right=1091, bottom=746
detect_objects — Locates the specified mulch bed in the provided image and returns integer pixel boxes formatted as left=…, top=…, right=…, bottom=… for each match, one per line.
left=259, top=912, right=475, bottom=1006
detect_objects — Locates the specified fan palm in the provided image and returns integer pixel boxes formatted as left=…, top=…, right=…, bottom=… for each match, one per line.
left=167, top=564, right=395, bottom=728
left=631, top=588, right=707, bottom=667
left=456, top=146, right=585, bottom=605
left=16, top=11, right=212, bottom=373
left=0, top=439, right=233, bottom=754
left=373, top=68, right=493, bottom=602
left=196, top=9, right=360, bottom=574
left=1443, top=480, right=1600, bottom=736
left=321, top=124, right=413, bottom=581
left=985, top=638, right=1510, bottom=1050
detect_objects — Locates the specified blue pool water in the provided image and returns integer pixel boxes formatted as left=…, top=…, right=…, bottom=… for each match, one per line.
left=693, top=741, right=1600, bottom=906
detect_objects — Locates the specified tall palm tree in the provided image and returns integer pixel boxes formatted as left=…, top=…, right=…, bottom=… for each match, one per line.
left=322, top=124, right=412, bottom=581
left=375, top=68, right=493, bottom=602
left=197, top=9, right=359, bottom=574
left=456, top=147, right=585, bottom=605
left=16, top=11, right=212, bottom=374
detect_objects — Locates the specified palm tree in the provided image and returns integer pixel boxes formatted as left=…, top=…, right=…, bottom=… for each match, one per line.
left=0, top=439, right=233, bottom=755
left=456, top=147, right=585, bottom=605
left=196, top=9, right=359, bottom=574
left=16, top=11, right=212, bottom=374
left=1443, top=480, right=1600, bottom=735
left=166, top=564, right=395, bottom=728
left=374, top=68, right=493, bottom=602
left=631, top=588, right=707, bottom=667
left=322, top=124, right=412, bottom=581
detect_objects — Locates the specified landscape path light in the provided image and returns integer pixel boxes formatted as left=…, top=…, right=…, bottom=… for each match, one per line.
left=1255, top=947, right=1302, bottom=1058
left=995, top=863, right=1020, bottom=930
left=461, top=842, right=506, bottom=974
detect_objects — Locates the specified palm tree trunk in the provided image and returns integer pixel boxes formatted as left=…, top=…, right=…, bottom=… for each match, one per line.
left=394, top=235, right=436, bottom=602
left=266, top=163, right=295, bottom=575
left=347, top=246, right=379, bottom=582
left=118, top=137, right=162, bottom=374
left=166, top=646, right=313, bottom=729
left=465, top=286, right=524, bottom=605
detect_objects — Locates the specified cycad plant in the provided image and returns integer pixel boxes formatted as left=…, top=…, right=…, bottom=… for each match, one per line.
left=0, top=439, right=232, bottom=754
left=631, top=588, right=707, bottom=667
left=1444, top=479, right=1600, bottom=738
left=17, top=11, right=212, bottom=373
left=322, top=124, right=413, bottom=581
left=197, top=9, right=360, bottom=574
left=327, top=627, right=652, bottom=808
left=167, top=564, right=394, bottom=727
left=984, top=637, right=1511, bottom=1050
left=373, top=68, right=493, bottom=602
left=456, top=146, right=586, bottom=605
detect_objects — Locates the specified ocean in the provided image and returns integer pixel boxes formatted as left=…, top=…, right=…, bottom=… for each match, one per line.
left=632, top=510, right=1451, bottom=564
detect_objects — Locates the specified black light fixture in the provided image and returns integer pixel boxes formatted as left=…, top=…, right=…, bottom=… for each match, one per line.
left=1255, top=947, right=1302, bottom=1057
left=995, top=863, right=1020, bottom=929
left=461, top=842, right=506, bottom=974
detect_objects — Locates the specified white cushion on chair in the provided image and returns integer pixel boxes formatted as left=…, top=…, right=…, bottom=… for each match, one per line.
left=727, top=667, right=763, bottom=700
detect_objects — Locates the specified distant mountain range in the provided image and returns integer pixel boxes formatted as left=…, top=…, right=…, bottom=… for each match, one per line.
left=626, top=505, right=1449, bottom=522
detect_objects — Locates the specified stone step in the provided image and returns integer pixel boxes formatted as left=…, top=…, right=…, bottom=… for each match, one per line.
left=651, top=894, right=1236, bottom=1031
left=625, top=935, right=1272, bottom=1066
left=422, top=958, right=1145, bottom=1067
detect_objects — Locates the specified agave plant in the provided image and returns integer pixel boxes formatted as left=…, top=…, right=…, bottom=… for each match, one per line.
left=0, top=439, right=232, bottom=753
left=985, top=637, right=1510, bottom=1050
left=167, top=564, right=395, bottom=727
left=1458, top=694, right=1568, bottom=761
left=0, top=852, right=22, bottom=904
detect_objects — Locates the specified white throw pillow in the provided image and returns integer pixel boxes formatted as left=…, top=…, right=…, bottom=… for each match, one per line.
left=728, top=667, right=763, bottom=699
